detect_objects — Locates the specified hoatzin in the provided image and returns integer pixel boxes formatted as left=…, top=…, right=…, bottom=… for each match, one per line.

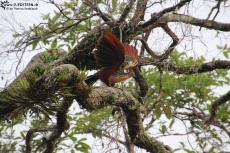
left=85, top=32, right=138, bottom=87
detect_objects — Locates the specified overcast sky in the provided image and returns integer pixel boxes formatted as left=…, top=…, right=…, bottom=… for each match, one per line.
left=0, top=0, right=229, bottom=152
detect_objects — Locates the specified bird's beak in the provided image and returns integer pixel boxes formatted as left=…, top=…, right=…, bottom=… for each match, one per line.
left=124, top=60, right=138, bottom=70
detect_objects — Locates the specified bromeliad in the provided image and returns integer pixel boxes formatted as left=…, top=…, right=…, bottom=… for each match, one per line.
left=85, top=32, right=138, bottom=86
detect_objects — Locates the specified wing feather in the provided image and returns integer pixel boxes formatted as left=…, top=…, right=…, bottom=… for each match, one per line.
left=123, top=43, right=138, bottom=59
left=95, top=32, right=125, bottom=69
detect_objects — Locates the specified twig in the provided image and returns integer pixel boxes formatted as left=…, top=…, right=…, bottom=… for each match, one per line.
left=135, top=37, right=160, bottom=58
left=50, top=1, right=72, bottom=20
left=206, top=0, right=223, bottom=21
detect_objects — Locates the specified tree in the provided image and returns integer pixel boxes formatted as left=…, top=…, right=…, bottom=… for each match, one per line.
left=0, top=0, right=230, bottom=152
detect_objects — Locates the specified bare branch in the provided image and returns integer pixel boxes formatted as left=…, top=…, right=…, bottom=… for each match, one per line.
left=140, top=0, right=192, bottom=28
left=131, top=0, right=148, bottom=24
left=212, top=121, right=230, bottom=137
left=158, top=13, right=230, bottom=31
left=140, top=59, right=230, bottom=74
left=160, top=24, right=179, bottom=60
left=83, top=1, right=112, bottom=23
left=118, top=0, right=136, bottom=23
left=136, top=24, right=179, bottom=60
left=135, top=37, right=159, bottom=58
left=50, top=0, right=73, bottom=20
left=206, top=0, right=224, bottom=21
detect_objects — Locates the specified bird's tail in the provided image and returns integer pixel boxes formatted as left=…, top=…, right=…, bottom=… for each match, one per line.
left=85, top=74, right=98, bottom=86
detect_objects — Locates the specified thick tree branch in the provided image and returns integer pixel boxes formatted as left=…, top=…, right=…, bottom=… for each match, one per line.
left=26, top=128, right=48, bottom=153
left=77, top=87, right=173, bottom=153
left=207, top=90, right=230, bottom=123
left=133, top=67, right=148, bottom=102
left=140, top=58, right=230, bottom=74
left=0, top=62, right=85, bottom=119
left=120, top=111, right=134, bottom=153
left=136, top=37, right=159, bottom=58
left=140, top=0, right=192, bottom=28
left=131, top=0, right=148, bottom=24
left=0, top=53, right=172, bottom=153
left=44, top=97, right=73, bottom=153
left=140, top=29, right=151, bottom=56
left=118, top=0, right=136, bottom=23
left=158, top=13, right=230, bottom=31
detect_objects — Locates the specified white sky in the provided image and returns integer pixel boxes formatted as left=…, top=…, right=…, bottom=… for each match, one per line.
left=0, top=0, right=229, bottom=152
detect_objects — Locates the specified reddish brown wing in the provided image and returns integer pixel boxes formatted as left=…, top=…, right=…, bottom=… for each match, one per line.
left=95, top=32, right=125, bottom=70
left=123, top=43, right=138, bottom=60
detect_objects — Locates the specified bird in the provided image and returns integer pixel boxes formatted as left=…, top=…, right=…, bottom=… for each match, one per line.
left=85, top=31, right=138, bottom=87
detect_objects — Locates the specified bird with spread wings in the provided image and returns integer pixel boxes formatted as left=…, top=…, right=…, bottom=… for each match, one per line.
left=85, top=32, right=138, bottom=87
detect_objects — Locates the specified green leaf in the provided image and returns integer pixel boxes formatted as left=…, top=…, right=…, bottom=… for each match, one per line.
left=154, top=104, right=162, bottom=119
left=160, top=125, right=167, bottom=134
left=112, top=0, right=117, bottom=10
left=51, top=39, right=57, bottom=48
left=65, top=20, right=74, bottom=27
left=52, top=12, right=61, bottom=23
left=223, top=50, right=229, bottom=58
left=32, top=39, right=39, bottom=50
left=169, top=118, right=175, bottom=128
left=163, top=105, right=171, bottom=119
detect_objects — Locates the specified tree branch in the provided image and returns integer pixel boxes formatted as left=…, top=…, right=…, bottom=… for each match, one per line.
left=118, top=0, right=136, bottom=23
left=140, top=0, right=192, bottom=28
left=206, top=0, right=223, bottom=21
left=120, top=111, right=134, bottom=153
left=0, top=53, right=172, bottom=153
left=76, top=87, right=173, bottom=153
left=131, top=0, right=148, bottom=24
left=83, top=1, right=112, bottom=24
left=158, top=13, right=230, bottom=31
left=207, top=90, right=230, bottom=123
left=140, top=58, right=230, bottom=74
left=133, top=67, right=148, bottom=102
left=26, top=128, right=48, bottom=153
left=44, top=97, right=73, bottom=153
left=136, top=24, right=179, bottom=60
